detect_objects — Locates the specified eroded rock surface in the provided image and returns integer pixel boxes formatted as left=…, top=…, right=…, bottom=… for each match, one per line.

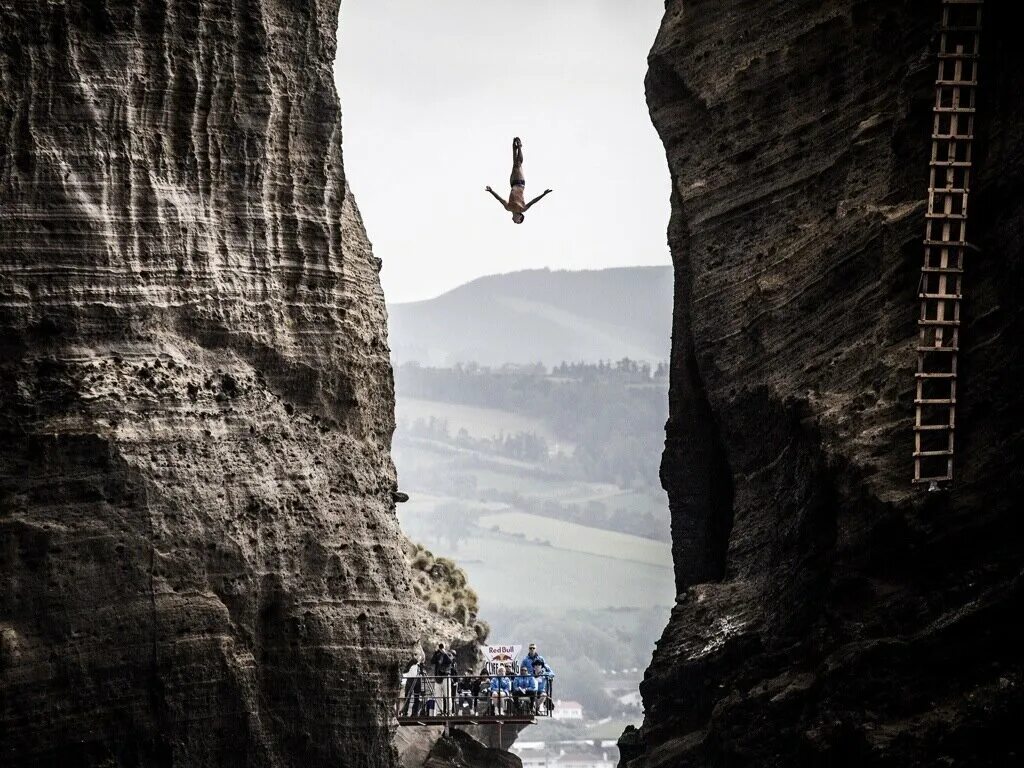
left=631, top=1, right=1023, bottom=766
left=0, top=2, right=417, bottom=766
left=422, top=730, right=522, bottom=768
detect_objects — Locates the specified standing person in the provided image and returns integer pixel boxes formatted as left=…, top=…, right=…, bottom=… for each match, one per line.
left=485, top=137, right=553, bottom=224
left=512, top=664, right=538, bottom=713
left=522, top=643, right=547, bottom=671
left=431, top=643, right=455, bottom=676
left=489, top=665, right=512, bottom=715
left=401, top=661, right=425, bottom=716
left=431, top=643, right=455, bottom=714
left=532, top=660, right=555, bottom=713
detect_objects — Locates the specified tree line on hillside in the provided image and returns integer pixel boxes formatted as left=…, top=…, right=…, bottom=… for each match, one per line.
left=394, top=360, right=668, bottom=491
left=404, top=416, right=550, bottom=463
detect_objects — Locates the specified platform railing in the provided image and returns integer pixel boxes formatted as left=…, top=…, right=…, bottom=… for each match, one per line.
left=396, top=674, right=555, bottom=724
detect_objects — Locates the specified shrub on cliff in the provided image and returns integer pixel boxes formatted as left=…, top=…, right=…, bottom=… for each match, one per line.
left=405, top=542, right=481, bottom=630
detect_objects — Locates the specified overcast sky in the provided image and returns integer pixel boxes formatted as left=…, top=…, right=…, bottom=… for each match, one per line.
left=334, top=0, right=670, bottom=304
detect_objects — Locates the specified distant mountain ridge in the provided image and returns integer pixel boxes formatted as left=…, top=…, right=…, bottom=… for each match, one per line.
left=387, top=266, right=673, bottom=367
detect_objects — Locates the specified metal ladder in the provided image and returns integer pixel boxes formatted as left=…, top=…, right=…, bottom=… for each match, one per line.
left=914, top=0, right=983, bottom=488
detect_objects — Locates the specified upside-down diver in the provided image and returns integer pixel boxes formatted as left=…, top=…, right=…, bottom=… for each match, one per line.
left=485, top=137, right=552, bottom=224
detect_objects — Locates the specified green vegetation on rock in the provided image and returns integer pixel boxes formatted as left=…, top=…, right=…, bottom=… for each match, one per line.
left=405, top=540, right=488, bottom=639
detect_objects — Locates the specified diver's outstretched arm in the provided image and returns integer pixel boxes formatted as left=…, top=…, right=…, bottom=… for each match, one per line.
left=485, top=186, right=509, bottom=208
left=524, top=189, right=553, bottom=210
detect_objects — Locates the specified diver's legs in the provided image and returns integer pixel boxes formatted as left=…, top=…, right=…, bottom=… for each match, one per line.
left=510, top=137, right=525, bottom=187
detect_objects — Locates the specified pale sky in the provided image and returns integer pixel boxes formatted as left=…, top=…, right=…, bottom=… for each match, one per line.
left=334, top=0, right=671, bottom=304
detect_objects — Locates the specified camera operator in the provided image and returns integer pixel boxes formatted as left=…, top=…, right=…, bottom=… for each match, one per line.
left=430, top=643, right=456, bottom=714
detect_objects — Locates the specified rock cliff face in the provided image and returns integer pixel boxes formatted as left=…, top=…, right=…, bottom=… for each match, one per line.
left=0, top=2, right=418, bottom=766
left=630, top=1, right=1023, bottom=766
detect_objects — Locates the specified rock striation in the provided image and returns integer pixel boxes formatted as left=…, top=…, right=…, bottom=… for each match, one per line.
left=0, top=2, right=419, bottom=766
left=630, top=1, right=1024, bottom=766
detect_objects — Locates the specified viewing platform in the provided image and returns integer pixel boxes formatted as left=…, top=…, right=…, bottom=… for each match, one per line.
left=395, top=674, right=555, bottom=728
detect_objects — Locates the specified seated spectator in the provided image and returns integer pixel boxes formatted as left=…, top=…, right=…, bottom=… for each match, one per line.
left=476, top=671, right=491, bottom=714
left=456, top=674, right=481, bottom=714
left=489, top=665, right=512, bottom=714
left=532, top=660, right=555, bottom=713
left=512, top=664, right=538, bottom=713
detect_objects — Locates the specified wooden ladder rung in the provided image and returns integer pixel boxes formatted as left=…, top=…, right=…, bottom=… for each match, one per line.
left=912, top=0, right=981, bottom=490
left=913, top=475, right=953, bottom=484
left=923, top=239, right=968, bottom=247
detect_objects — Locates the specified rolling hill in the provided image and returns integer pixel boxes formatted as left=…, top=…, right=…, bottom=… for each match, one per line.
left=387, top=266, right=673, bottom=366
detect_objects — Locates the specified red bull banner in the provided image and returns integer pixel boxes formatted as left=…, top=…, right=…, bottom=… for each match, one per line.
left=484, top=644, right=522, bottom=675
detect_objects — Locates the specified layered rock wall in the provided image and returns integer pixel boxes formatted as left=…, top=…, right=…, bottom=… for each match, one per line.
left=631, top=1, right=1023, bottom=765
left=0, top=1, right=418, bottom=766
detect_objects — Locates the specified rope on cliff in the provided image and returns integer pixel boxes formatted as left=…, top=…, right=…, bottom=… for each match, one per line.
left=913, top=0, right=983, bottom=489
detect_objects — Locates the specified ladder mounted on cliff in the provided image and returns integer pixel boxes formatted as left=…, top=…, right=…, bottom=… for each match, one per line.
left=914, top=0, right=983, bottom=488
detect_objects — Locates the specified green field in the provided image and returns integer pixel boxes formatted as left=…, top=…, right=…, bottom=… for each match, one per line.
left=397, top=445, right=666, bottom=518
left=468, top=469, right=628, bottom=503
left=397, top=492, right=512, bottom=515
left=479, top=511, right=671, bottom=567
left=399, top=508, right=674, bottom=611
left=396, top=396, right=568, bottom=445
left=463, top=467, right=579, bottom=494
left=392, top=390, right=674, bottom=607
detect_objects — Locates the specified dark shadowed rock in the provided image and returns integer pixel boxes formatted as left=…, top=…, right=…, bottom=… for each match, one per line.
left=0, top=1, right=419, bottom=766
left=423, top=729, right=522, bottom=768
left=628, top=1, right=1024, bottom=766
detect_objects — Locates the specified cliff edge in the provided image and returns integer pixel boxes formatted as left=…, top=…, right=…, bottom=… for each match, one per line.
left=0, top=2, right=417, bottom=766
left=630, top=1, right=1023, bottom=765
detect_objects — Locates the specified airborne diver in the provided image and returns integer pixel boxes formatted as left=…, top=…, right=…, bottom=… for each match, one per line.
left=485, top=137, right=553, bottom=224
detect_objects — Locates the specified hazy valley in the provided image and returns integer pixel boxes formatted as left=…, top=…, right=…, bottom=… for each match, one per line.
left=388, top=268, right=674, bottom=736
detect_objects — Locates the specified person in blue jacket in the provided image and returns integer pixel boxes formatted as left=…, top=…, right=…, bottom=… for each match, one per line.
left=512, top=664, right=538, bottom=713
left=522, top=643, right=546, bottom=671
left=532, top=660, right=555, bottom=713
left=489, top=665, right=512, bottom=715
